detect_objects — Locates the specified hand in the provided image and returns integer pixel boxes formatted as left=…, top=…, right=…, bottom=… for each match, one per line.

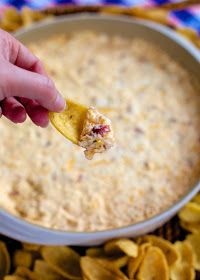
left=0, top=29, right=65, bottom=127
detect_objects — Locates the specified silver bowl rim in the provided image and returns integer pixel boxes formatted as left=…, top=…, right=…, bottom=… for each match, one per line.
left=1, top=14, right=200, bottom=240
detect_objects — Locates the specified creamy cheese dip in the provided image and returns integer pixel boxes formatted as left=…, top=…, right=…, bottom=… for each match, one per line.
left=0, top=31, right=200, bottom=231
left=79, top=107, right=114, bottom=160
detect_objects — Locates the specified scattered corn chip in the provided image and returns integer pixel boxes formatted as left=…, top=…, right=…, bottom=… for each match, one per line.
left=173, top=241, right=194, bottom=265
left=13, top=250, right=33, bottom=269
left=179, top=202, right=200, bottom=223
left=194, top=38, right=200, bottom=49
left=104, top=238, right=138, bottom=257
left=127, top=243, right=151, bottom=279
left=170, top=241, right=195, bottom=280
left=86, top=248, right=106, bottom=258
left=81, top=256, right=127, bottom=280
left=3, top=7, right=21, bottom=22
left=130, top=7, right=168, bottom=25
left=192, top=194, right=200, bottom=204
left=176, top=28, right=197, bottom=41
left=34, top=260, right=67, bottom=280
left=0, top=7, right=22, bottom=32
left=22, top=243, right=41, bottom=252
left=186, top=234, right=200, bottom=271
left=101, top=6, right=128, bottom=15
left=41, top=246, right=82, bottom=280
left=4, top=276, right=25, bottom=280
left=105, top=256, right=129, bottom=268
left=0, top=241, right=10, bottom=279
left=137, top=246, right=169, bottom=280
left=0, top=20, right=21, bottom=32
left=94, top=258, right=128, bottom=280
left=14, top=267, right=38, bottom=280
left=86, top=247, right=128, bottom=267
left=170, top=263, right=195, bottom=280
left=0, top=6, right=52, bottom=32
left=21, top=6, right=45, bottom=27
left=139, top=235, right=178, bottom=266
left=180, top=220, right=200, bottom=234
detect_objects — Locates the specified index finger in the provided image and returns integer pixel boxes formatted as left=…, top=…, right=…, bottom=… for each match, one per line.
left=1, top=29, right=47, bottom=74
left=3, top=62, right=66, bottom=112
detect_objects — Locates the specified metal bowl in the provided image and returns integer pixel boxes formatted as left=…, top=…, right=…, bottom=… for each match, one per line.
left=0, top=14, right=200, bottom=245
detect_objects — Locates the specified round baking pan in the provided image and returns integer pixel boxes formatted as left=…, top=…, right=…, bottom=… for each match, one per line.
left=0, top=14, right=199, bottom=245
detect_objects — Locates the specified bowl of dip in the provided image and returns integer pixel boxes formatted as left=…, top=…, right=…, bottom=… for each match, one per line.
left=0, top=14, right=200, bottom=245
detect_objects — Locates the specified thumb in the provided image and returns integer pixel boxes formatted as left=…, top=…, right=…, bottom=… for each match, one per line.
left=0, top=60, right=66, bottom=112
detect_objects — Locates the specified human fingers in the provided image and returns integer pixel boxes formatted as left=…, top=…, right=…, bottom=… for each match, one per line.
left=18, top=97, right=49, bottom=127
left=0, top=61, right=65, bottom=112
left=0, top=29, right=47, bottom=75
left=1, top=97, right=27, bottom=123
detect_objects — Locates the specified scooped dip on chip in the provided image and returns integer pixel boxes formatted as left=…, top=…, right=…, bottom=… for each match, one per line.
left=49, top=100, right=115, bottom=159
left=79, top=107, right=115, bottom=159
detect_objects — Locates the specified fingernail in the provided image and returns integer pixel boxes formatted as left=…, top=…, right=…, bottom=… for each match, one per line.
left=55, top=93, right=66, bottom=112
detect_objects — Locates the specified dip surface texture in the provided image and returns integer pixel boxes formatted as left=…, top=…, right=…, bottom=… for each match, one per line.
left=1, top=31, right=200, bottom=231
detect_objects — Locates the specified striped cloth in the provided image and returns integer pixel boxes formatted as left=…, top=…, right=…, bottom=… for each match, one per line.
left=0, top=0, right=189, bottom=8
left=0, top=0, right=200, bottom=34
left=169, top=4, right=200, bottom=35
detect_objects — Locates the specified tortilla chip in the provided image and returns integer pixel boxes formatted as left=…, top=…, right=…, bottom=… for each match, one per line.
left=101, top=6, right=128, bottom=15
left=14, top=267, right=38, bottom=280
left=1, top=7, right=22, bottom=32
left=176, top=28, right=197, bottom=41
left=22, top=243, right=41, bottom=252
left=0, top=241, right=10, bottom=279
left=105, top=255, right=129, bottom=268
left=173, top=241, right=194, bottom=265
left=180, top=220, right=200, bottom=234
left=139, top=235, right=178, bottom=266
left=86, top=248, right=106, bottom=258
left=4, top=276, right=25, bottom=280
left=86, top=247, right=128, bottom=268
left=80, top=256, right=127, bottom=280
left=2, top=7, right=21, bottom=22
left=34, top=260, right=67, bottom=280
left=82, top=277, right=89, bottom=280
left=192, top=193, right=200, bottom=204
left=130, top=7, right=168, bottom=25
left=94, top=258, right=128, bottom=280
left=178, top=202, right=200, bottom=223
left=104, top=238, right=138, bottom=257
left=49, top=100, right=87, bottom=145
left=186, top=234, right=200, bottom=271
left=194, top=38, right=200, bottom=49
left=127, top=243, right=151, bottom=279
left=137, top=246, right=169, bottom=280
left=21, top=6, right=45, bottom=27
left=41, top=246, right=82, bottom=280
left=170, top=241, right=195, bottom=280
left=170, top=263, right=195, bottom=280
left=13, top=250, right=33, bottom=269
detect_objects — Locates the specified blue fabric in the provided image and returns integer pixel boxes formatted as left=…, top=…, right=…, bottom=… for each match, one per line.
left=171, top=10, right=200, bottom=33
left=0, top=0, right=200, bottom=35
